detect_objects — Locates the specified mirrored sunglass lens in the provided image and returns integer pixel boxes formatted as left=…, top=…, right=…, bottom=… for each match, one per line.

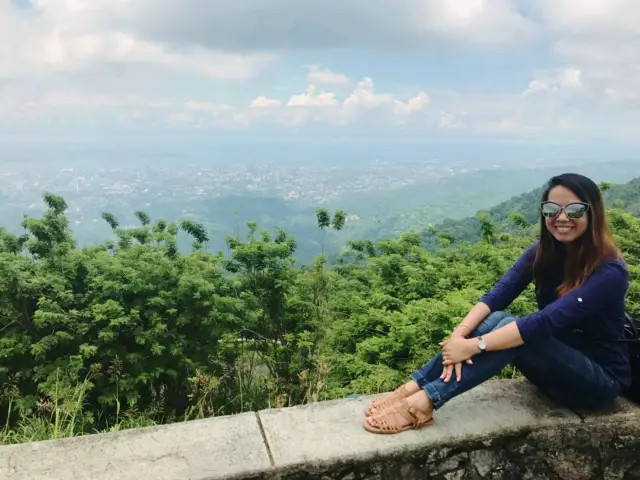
left=565, top=204, right=587, bottom=217
left=541, top=203, right=560, bottom=216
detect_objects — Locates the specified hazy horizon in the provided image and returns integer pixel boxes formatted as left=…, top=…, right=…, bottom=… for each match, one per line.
left=2, top=136, right=639, bottom=169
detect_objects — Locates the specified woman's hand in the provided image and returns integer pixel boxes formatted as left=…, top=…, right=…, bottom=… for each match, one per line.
left=440, top=358, right=472, bottom=383
left=439, top=334, right=473, bottom=383
left=439, top=337, right=478, bottom=382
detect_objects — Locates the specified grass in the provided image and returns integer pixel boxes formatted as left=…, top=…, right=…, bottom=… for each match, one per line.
left=0, top=353, right=290, bottom=446
left=0, top=370, right=160, bottom=445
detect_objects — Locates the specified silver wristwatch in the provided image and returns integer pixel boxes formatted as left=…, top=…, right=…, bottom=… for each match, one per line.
left=477, top=335, right=487, bottom=353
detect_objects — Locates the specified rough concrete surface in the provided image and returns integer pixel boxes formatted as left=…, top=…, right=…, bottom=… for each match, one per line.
left=259, top=379, right=640, bottom=479
left=0, top=412, right=271, bottom=480
left=258, top=379, right=579, bottom=469
left=1, top=379, right=639, bottom=480
left=575, top=394, right=639, bottom=422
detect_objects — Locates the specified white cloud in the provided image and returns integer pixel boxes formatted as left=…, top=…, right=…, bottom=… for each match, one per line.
left=532, top=0, right=640, bottom=107
left=287, top=85, right=339, bottom=107
left=306, top=66, right=349, bottom=85
left=419, top=0, right=534, bottom=45
left=522, top=67, right=583, bottom=97
left=393, top=92, right=430, bottom=120
left=522, top=79, right=548, bottom=97
left=251, top=96, right=282, bottom=108
left=99, top=0, right=534, bottom=51
left=438, top=111, right=467, bottom=129
left=169, top=76, right=430, bottom=128
left=343, top=77, right=392, bottom=110
left=337, top=78, right=429, bottom=124
left=537, top=0, right=639, bottom=31
left=0, top=1, right=274, bottom=81
left=559, top=68, right=582, bottom=90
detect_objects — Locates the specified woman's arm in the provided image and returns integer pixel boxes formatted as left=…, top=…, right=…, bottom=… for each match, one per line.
left=481, top=321, right=523, bottom=350
left=451, top=243, right=537, bottom=337
left=515, top=260, right=628, bottom=343
left=446, top=259, right=628, bottom=362
left=452, top=302, right=491, bottom=337
left=478, top=242, right=537, bottom=313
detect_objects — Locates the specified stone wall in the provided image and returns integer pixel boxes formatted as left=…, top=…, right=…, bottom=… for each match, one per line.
left=1, top=379, right=639, bottom=480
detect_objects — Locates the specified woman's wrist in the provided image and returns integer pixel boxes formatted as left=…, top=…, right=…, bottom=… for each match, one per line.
left=465, top=337, right=481, bottom=355
left=453, top=323, right=471, bottom=337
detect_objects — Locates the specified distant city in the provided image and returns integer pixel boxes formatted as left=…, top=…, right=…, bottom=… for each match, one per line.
left=0, top=160, right=474, bottom=209
left=2, top=155, right=640, bottom=263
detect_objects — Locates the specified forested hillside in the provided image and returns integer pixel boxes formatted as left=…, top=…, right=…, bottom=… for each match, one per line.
left=422, top=177, right=640, bottom=249
left=0, top=182, right=639, bottom=445
left=343, top=163, right=640, bottom=244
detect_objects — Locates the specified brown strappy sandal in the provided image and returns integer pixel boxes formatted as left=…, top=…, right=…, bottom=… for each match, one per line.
left=363, top=399, right=434, bottom=435
left=364, top=384, right=412, bottom=416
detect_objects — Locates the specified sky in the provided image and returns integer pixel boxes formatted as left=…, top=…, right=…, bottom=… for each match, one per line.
left=1, top=0, right=640, bottom=158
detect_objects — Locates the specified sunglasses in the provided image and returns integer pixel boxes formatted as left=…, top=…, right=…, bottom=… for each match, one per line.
left=541, top=201, right=589, bottom=219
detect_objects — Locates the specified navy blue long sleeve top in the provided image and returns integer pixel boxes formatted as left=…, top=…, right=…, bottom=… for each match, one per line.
left=480, top=242, right=632, bottom=387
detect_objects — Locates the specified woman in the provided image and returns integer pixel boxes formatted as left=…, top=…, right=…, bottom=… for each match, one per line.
left=364, top=173, right=632, bottom=434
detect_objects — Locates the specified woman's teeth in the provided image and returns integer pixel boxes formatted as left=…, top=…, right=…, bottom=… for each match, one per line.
left=556, top=226, right=573, bottom=233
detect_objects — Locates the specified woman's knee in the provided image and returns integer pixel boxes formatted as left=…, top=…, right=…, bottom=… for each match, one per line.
left=475, top=311, right=516, bottom=335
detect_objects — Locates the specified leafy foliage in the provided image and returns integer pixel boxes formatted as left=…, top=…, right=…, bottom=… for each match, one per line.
left=1, top=181, right=640, bottom=443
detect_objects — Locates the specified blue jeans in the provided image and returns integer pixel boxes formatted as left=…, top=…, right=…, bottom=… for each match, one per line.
left=410, top=311, right=622, bottom=410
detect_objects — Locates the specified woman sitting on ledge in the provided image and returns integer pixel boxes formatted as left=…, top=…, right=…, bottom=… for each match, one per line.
left=364, top=173, right=632, bottom=434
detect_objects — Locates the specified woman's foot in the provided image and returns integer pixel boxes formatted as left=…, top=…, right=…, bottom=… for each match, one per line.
left=363, top=391, right=434, bottom=434
left=364, top=380, right=421, bottom=416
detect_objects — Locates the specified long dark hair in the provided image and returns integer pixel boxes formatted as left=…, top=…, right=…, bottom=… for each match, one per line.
left=533, top=173, right=620, bottom=296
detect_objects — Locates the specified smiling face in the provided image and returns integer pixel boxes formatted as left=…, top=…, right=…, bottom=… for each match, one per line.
left=544, top=185, right=589, bottom=243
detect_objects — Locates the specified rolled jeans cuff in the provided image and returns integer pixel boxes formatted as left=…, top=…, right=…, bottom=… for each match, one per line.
left=410, top=371, right=444, bottom=410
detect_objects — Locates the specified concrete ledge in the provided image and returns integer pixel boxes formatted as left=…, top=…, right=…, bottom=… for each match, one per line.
left=0, top=412, right=271, bottom=480
left=259, top=379, right=579, bottom=471
left=1, top=379, right=639, bottom=480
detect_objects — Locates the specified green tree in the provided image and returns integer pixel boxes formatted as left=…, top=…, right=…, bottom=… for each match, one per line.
left=508, top=212, right=532, bottom=229
left=100, top=212, right=119, bottom=231
left=477, top=212, right=497, bottom=244
left=599, top=182, right=612, bottom=192
left=316, top=207, right=347, bottom=256
left=134, top=211, right=151, bottom=226
left=1, top=180, right=640, bottom=445
left=180, top=219, right=209, bottom=251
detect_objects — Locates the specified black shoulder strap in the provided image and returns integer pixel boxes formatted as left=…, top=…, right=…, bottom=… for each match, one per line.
left=624, top=312, right=640, bottom=341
